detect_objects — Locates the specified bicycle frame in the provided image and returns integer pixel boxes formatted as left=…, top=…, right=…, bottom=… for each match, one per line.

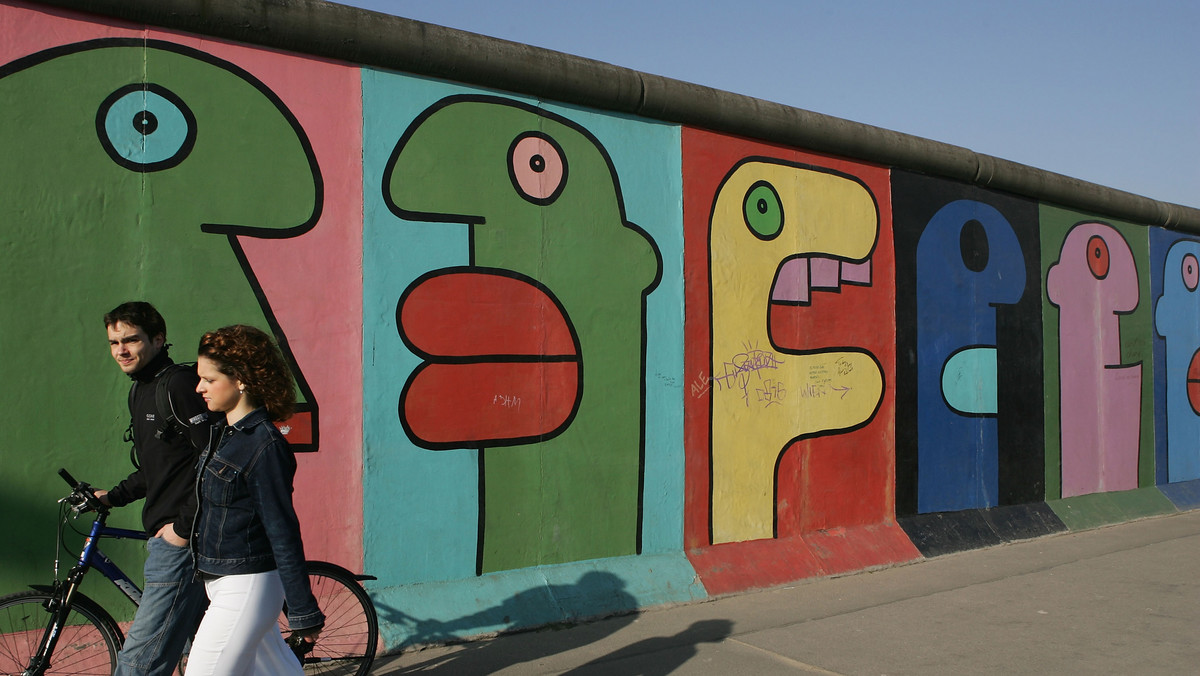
left=76, top=517, right=149, bottom=606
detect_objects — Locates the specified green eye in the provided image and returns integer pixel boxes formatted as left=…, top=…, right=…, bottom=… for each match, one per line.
left=743, top=181, right=783, bottom=239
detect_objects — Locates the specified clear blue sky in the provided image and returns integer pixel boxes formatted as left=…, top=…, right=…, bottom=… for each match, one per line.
left=333, top=0, right=1198, bottom=209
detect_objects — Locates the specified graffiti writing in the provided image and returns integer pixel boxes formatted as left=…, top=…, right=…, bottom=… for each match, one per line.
left=836, top=357, right=854, bottom=376
left=712, top=344, right=787, bottom=406
left=756, top=379, right=786, bottom=406
left=492, top=394, right=523, bottom=411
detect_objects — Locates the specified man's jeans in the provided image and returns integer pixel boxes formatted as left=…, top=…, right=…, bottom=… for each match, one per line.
left=113, top=536, right=207, bottom=676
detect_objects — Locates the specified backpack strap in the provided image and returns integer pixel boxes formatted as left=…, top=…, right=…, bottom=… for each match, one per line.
left=125, top=361, right=200, bottom=470
left=154, top=362, right=197, bottom=443
left=126, top=381, right=139, bottom=469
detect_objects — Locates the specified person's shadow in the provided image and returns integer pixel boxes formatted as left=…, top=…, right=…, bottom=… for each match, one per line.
left=558, top=619, right=734, bottom=675
left=375, top=570, right=684, bottom=674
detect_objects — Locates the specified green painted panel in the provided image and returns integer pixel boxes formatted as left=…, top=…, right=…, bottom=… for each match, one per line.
left=1049, top=487, right=1177, bottom=530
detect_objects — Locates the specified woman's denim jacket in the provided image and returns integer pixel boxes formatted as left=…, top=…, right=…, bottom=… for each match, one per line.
left=191, top=407, right=323, bottom=630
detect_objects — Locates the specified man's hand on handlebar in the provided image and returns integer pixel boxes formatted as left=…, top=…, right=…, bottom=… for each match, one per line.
left=57, top=469, right=109, bottom=515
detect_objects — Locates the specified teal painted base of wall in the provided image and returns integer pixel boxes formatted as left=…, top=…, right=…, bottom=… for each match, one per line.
left=369, top=552, right=706, bottom=650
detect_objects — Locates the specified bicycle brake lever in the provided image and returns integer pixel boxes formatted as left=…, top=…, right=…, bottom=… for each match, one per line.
left=59, top=493, right=93, bottom=515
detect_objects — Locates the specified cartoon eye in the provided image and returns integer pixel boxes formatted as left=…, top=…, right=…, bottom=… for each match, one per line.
left=1183, top=253, right=1199, bottom=292
left=743, top=181, right=783, bottom=240
left=959, top=219, right=990, bottom=273
left=1086, top=235, right=1110, bottom=279
left=97, top=84, right=196, bottom=172
left=509, top=132, right=567, bottom=205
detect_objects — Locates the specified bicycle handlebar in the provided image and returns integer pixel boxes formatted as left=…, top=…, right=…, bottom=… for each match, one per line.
left=58, top=468, right=79, bottom=488
left=58, top=467, right=108, bottom=516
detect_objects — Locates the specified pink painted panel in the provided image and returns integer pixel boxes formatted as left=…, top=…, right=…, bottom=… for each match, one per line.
left=1047, top=222, right=1141, bottom=497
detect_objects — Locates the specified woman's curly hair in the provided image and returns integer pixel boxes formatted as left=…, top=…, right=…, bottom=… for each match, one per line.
left=198, top=325, right=295, bottom=422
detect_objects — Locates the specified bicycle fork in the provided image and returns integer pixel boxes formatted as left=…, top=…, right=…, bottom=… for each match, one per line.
left=24, top=572, right=86, bottom=676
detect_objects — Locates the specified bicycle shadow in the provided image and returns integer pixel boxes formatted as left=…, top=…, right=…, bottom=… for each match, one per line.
left=374, top=570, right=645, bottom=674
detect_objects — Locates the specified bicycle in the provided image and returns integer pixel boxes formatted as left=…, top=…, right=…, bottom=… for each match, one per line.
left=0, top=469, right=379, bottom=675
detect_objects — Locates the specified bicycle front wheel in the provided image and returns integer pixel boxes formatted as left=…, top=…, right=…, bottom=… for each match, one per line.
left=0, top=590, right=123, bottom=675
left=280, top=561, right=378, bottom=676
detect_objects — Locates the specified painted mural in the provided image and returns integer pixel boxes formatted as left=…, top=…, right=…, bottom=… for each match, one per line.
left=382, top=94, right=662, bottom=575
left=893, top=172, right=1045, bottom=516
left=1152, top=232, right=1200, bottom=484
left=360, top=72, right=698, bottom=646
left=1048, top=222, right=1143, bottom=495
left=4, top=0, right=1200, bottom=655
left=681, top=129, right=917, bottom=595
left=1042, top=207, right=1154, bottom=500
left=0, top=1, right=363, bottom=612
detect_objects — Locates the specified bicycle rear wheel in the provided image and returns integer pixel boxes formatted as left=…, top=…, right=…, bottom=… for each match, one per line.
left=279, top=561, right=378, bottom=676
left=0, top=590, right=123, bottom=675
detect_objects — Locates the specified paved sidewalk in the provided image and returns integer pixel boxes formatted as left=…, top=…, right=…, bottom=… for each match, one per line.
left=372, top=509, right=1200, bottom=675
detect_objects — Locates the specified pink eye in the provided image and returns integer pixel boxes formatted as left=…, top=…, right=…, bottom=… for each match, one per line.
left=509, top=132, right=566, bottom=204
left=1183, top=253, right=1199, bottom=291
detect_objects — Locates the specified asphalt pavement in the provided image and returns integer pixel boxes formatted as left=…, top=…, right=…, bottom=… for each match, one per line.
left=372, top=509, right=1200, bottom=675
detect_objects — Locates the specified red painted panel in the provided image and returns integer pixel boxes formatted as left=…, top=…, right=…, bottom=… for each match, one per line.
left=801, top=523, right=920, bottom=576
left=687, top=523, right=920, bottom=596
left=687, top=536, right=825, bottom=597
left=682, top=126, right=902, bottom=593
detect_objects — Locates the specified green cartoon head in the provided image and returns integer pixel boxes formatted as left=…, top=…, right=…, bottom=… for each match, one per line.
left=0, top=39, right=320, bottom=588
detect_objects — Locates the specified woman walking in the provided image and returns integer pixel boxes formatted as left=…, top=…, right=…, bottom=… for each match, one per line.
left=187, top=325, right=323, bottom=675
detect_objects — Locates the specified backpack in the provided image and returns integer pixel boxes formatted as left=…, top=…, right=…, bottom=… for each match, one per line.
left=124, top=361, right=199, bottom=469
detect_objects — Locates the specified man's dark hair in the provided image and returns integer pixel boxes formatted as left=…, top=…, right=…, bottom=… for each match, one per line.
left=104, top=301, right=167, bottom=340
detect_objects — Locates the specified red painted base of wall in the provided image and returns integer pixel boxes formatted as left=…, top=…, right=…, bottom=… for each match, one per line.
left=686, top=521, right=921, bottom=597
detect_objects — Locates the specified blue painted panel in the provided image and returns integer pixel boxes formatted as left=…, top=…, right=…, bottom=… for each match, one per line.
left=916, top=200, right=1025, bottom=512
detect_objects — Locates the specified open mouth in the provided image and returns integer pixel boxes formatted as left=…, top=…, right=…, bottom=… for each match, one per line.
left=397, top=268, right=582, bottom=449
left=771, top=255, right=872, bottom=305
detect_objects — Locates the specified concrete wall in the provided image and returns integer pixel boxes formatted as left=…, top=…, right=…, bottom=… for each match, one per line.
left=4, top=0, right=1200, bottom=651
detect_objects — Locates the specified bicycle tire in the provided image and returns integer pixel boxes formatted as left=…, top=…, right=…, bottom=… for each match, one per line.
left=0, top=590, right=123, bottom=676
left=279, top=561, right=378, bottom=676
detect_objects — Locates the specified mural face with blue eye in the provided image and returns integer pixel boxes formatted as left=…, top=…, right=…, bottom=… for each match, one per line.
left=97, top=83, right=196, bottom=171
left=915, top=200, right=1025, bottom=512
left=1153, top=239, right=1200, bottom=482
left=0, top=38, right=323, bottom=467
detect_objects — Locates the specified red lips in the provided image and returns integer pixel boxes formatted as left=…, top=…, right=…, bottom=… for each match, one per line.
left=398, top=268, right=581, bottom=448
left=1188, top=349, right=1200, bottom=416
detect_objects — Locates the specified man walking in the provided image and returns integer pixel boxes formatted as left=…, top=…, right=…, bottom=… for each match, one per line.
left=96, top=301, right=211, bottom=675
